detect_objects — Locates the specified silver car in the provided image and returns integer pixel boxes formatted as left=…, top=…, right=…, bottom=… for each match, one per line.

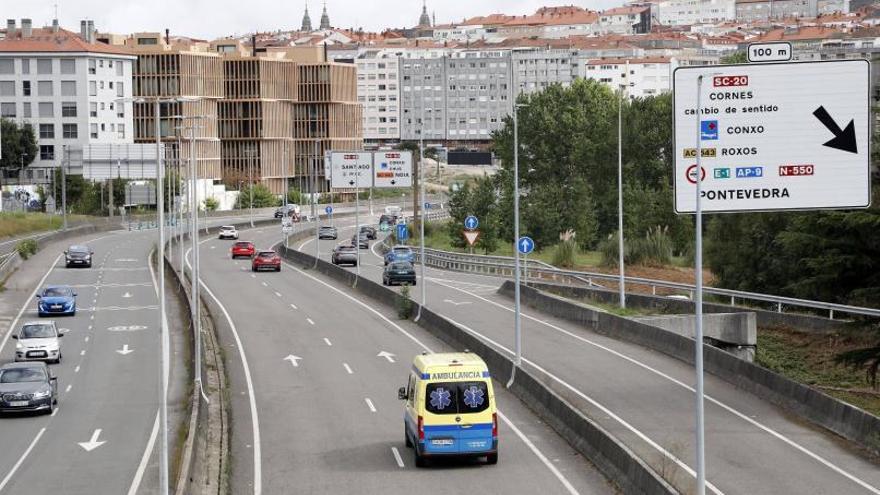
left=0, top=362, right=57, bottom=414
left=218, top=226, right=239, bottom=240
left=14, top=321, right=65, bottom=364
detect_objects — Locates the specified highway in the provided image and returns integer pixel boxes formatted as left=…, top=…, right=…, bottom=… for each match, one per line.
left=0, top=228, right=173, bottom=494
left=258, top=213, right=880, bottom=495
left=185, top=217, right=615, bottom=494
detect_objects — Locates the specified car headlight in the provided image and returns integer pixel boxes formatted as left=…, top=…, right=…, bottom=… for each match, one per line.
left=33, top=389, right=52, bottom=399
left=16, top=342, right=23, bottom=349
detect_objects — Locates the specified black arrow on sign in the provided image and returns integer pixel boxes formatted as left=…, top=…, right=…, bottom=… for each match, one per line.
left=349, top=180, right=355, bottom=186
left=812, top=106, right=858, bottom=154
left=390, top=180, right=396, bottom=185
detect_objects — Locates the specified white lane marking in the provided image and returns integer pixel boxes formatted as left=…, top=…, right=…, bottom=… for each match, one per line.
left=84, top=336, right=90, bottom=342
left=80, top=350, right=86, bottom=356
left=116, top=344, right=134, bottom=355
left=377, top=351, right=396, bottom=363
left=87, top=325, right=92, bottom=331
left=188, top=244, right=262, bottom=495
left=306, top=318, right=315, bottom=326
left=78, top=429, right=107, bottom=452
left=290, top=304, right=298, bottom=310
left=343, top=363, right=353, bottom=374
left=391, top=447, right=405, bottom=468
left=280, top=260, right=580, bottom=494
left=51, top=408, right=58, bottom=417
left=0, top=428, right=46, bottom=491
left=283, top=355, right=302, bottom=367
left=261, top=282, right=268, bottom=287
left=323, top=338, right=332, bottom=346
left=65, top=384, right=72, bottom=393
left=274, top=291, right=282, bottom=298
left=365, top=398, right=377, bottom=413
left=433, top=280, right=880, bottom=495
left=498, top=411, right=579, bottom=495
left=128, top=411, right=159, bottom=495
left=251, top=274, right=256, bottom=279
left=74, top=366, right=80, bottom=373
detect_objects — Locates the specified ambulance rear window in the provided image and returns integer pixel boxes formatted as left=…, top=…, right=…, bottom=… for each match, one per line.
left=425, top=382, right=489, bottom=415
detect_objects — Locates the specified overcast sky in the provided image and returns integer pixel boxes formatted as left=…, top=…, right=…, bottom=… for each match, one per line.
left=6, top=0, right=622, bottom=40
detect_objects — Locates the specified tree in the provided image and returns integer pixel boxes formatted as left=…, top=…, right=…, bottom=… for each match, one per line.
left=0, top=119, right=38, bottom=181
left=398, top=141, right=419, bottom=156
left=203, top=197, right=219, bottom=211
left=721, top=51, right=748, bottom=64
left=235, top=184, right=279, bottom=209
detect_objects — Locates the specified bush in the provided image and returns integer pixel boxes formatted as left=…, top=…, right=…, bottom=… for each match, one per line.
left=552, top=229, right=578, bottom=268
left=16, top=239, right=38, bottom=260
left=600, top=226, right=672, bottom=267
left=397, top=285, right=414, bottom=319
left=203, top=197, right=219, bottom=211
left=287, top=188, right=305, bottom=205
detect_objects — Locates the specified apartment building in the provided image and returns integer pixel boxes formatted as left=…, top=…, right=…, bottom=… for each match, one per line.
left=598, top=6, right=653, bottom=34
left=0, top=18, right=136, bottom=183
left=219, top=57, right=298, bottom=194
left=401, top=51, right=513, bottom=146
left=512, top=48, right=579, bottom=96
left=355, top=50, right=401, bottom=144
left=735, top=0, right=819, bottom=22
left=129, top=33, right=224, bottom=182
left=583, top=57, right=678, bottom=97
left=657, top=0, right=737, bottom=25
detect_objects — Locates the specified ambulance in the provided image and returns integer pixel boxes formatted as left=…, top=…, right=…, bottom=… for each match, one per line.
left=398, top=352, right=498, bottom=467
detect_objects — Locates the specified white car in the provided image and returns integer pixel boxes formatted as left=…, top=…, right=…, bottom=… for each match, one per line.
left=218, top=226, right=239, bottom=240
left=14, top=321, right=65, bottom=364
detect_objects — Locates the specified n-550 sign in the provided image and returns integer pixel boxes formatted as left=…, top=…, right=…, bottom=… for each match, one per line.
left=673, top=60, right=871, bottom=213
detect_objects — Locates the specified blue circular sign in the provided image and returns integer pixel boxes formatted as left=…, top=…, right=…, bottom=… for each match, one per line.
left=325, top=205, right=333, bottom=214
left=464, top=215, right=479, bottom=230
left=517, top=236, right=535, bottom=255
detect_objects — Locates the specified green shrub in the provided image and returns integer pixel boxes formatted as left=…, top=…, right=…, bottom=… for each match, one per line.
left=397, top=285, right=414, bottom=319
left=16, top=239, right=38, bottom=260
left=203, top=197, right=219, bottom=211
left=600, top=226, right=672, bottom=267
left=552, top=229, right=578, bottom=268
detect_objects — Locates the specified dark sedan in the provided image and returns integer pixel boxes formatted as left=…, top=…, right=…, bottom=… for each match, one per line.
left=383, top=261, right=416, bottom=286
left=359, top=225, right=377, bottom=240
left=319, top=226, right=338, bottom=240
left=0, top=362, right=57, bottom=414
left=331, top=245, right=358, bottom=266
left=351, top=233, right=369, bottom=249
left=65, top=245, right=93, bottom=268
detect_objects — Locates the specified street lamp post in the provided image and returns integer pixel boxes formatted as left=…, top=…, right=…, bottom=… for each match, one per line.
left=618, top=60, right=629, bottom=309
left=513, top=103, right=524, bottom=367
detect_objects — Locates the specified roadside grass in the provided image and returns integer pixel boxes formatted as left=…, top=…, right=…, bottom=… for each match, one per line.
left=0, top=212, right=62, bottom=238
left=757, top=326, right=880, bottom=416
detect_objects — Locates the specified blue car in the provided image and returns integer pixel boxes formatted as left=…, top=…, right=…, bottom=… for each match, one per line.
left=37, top=286, right=77, bottom=317
left=384, top=245, right=414, bottom=266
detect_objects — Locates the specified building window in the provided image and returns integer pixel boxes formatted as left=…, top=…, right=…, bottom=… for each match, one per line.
left=60, top=59, right=76, bottom=74
left=137, top=37, right=158, bottom=45
left=23, top=102, right=31, bottom=118
left=117, top=123, right=125, bottom=139
left=38, top=102, right=53, bottom=118
left=116, top=63, right=124, bottom=77
left=0, top=59, right=13, bottom=74
left=99, top=81, right=104, bottom=90
left=116, top=82, right=124, bottom=97
left=63, top=123, right=78, bottom=139
left=90, top=123, right=98, bottom=138
left=37, top=81, right=53, bottom=96
left=89, top=81, right=97, bottom=96
left=37, top=59, right=52, bottom=74
left=0, top=81, right=14, bottom=96
left=90, top=102, right=97, bottom=117
left=21, top=59, right=30, bottom=74
left=88, top=59, right=96, bottom=74
left=39, top=124, right=55, bottom=139
left=0, top=103, right=15, bottom=117
left=39, top=145, right=55, bottom=160
left=100, top=123, right=105, bottom=131
left=22, top=80, right=31, bottom=96
left=61, top=81, right=77, bottom=96
left=62, top=102, right=77, bottom=117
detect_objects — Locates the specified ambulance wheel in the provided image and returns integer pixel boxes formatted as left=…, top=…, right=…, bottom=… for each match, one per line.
left=487, top=453, right=498, bottom=465
left=414, top=449, right=427, bottom=468
left=405, top=429, right=413, bottom=448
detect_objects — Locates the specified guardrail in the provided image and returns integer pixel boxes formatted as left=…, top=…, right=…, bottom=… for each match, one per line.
left=411, top=246, right=880, bottom=320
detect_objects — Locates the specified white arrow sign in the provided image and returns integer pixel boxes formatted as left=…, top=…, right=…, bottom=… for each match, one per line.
left=78, top=429, right=107, bottom=452
left=122, top=292, right=132, bottom=299
left=116, top=344, right=133, bottom=355
left=283, top=355, right=302, bottom=367
left=443, top=299, right=472, bottom=306
left=377, top=351, right=396, bottom=363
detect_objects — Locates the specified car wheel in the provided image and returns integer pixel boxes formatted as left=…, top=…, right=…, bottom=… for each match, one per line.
left=86, top=263, right=92, bottom=268
left=276, top=266, right=281, bottom=272
left=46, top=400, right=54, bottom=415
left=414, top=448, right=427, bottom=468
left=382, top=278, right=387, bottom=286
left=55, top=354, right=62, bottom=364
left=252, top=267, right=257, bottom=272
left=405, top=427, right=413, bottom=448
left=487, top=453, right=498, bottom=465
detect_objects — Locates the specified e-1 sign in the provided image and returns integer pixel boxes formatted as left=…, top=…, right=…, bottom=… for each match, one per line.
left=329, top=152, right=373, bottom=189
left=673, top=60, right=871, bottom=213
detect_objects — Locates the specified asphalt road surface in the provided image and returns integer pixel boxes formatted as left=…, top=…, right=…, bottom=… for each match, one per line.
left=270, top=214, right=880, bottom=495
left=186, top=220, right=615, bottom=495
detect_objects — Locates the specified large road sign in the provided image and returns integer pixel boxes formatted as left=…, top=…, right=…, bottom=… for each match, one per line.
left=374, top=151, right=413, bottom=188
left=329, top=152, right=373, bottom=189
left=673, top=60, right=871, bottom=213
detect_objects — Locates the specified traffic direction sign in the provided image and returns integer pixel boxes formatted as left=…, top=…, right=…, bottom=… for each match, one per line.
left=329, top=152, right=373, bottom=189
left=374, top=151, right=413, bottom=188
left=325, top=205, right=333, bottom=215
left=673, top=60, right=871, bottom=213
left=397, top=223, right=409, bottom=242
left=517, top=236, right=535, bottom=255
left=464, top=215, right=479, bottom=230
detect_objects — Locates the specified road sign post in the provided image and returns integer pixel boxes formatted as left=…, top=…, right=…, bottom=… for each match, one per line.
left=674, top=60, right=871, bottom=495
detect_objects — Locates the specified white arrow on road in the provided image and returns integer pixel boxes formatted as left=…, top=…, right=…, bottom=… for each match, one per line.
left=116, top=344, right=133, bottom=355
left=78, top=429, right=106, bottom=452
left=377, top=351, right=396, bottom=363
left=443, top=299, right=472, bottom=306
left=283, top=355, right=302, bottom=367
left=122, top=292, right=132, bottom=298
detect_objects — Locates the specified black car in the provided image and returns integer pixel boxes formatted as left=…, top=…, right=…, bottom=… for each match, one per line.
left=351, top=233, right=369, bottom=249
left=0, top=362, right=57, bottom=414
left=383, top=261, right=416, bottom=286
left=331, top=245, right=358, bottom=266
left=319, top=226, right=338, bottom=240
left=359, top=226, right=377, bottom=240
left=64, top=245, right=93, bottom=268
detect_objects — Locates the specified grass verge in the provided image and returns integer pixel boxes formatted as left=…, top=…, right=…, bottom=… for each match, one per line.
left=0, top=212, right=62, bottom=239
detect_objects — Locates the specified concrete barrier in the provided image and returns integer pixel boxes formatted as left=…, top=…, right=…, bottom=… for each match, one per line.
left=632, top=313, right=756, bottom=361
left=501, top=281, right=880, bottom=456
left=276, top=242, right=677, bottom=495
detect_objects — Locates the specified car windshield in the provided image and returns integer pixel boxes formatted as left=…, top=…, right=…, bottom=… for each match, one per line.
left=320, top=226, right=334, bottom=230
left=234, top=242, right=252, bottom=248
left=391, top=262, right=412, bottom=270
left=20, top=324, right=55, bottom=339
left=221, top=226, right=235, bottom=230
left=69, top=246, right=89, bottom=253
left=393, top=247, right=411, bottom=253
left=42, top=287, right=71, bottom=297
left=0, top=368, right=46, bottom=383
left=339, top=246, right=356, bottom=252
left=258, top=252, right=275, bottom=258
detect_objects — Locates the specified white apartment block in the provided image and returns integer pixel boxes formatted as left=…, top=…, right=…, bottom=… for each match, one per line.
left=512, top=49, right=580, bottom=96
left=583, top=57, right=678, bottom=98
left=356, top=51, right=401, bottom=143
left=658, top=0, right=737, bottom=26
left=0, top=19, right=135, bottom=182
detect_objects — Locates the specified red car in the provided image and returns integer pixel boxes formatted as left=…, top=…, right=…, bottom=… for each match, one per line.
left=252, top=250, right=281, bottom=272
left=231, top=241, right=255, bottom=259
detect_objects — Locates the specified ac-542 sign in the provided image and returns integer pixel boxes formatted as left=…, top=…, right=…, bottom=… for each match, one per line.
left=673, top=60, right=871, bottom=213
